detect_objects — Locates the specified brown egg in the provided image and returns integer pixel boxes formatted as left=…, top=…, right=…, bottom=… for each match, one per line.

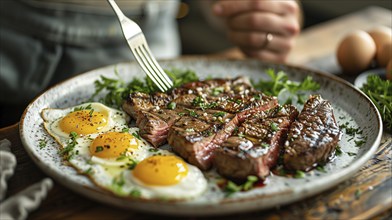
left=387, top=59, right=392, bottom=80
left=337, top=30, right=376, bottom=74
left=368, top=26, right=392, bottom=66
left=378, top=42, right=392, bottom=67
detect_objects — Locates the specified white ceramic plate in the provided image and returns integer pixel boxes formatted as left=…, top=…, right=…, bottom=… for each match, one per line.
left=20, top=58, right=383, bottom=216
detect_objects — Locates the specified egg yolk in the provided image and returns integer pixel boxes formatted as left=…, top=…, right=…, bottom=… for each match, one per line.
left=90, top=132, right=138, bottom=158
left=133, top=155, right=188, bottom=186
left=59, top=110, right=108, bottom=135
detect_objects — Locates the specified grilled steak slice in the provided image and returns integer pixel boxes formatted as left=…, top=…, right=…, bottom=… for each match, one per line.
left=122, top=92, right=172, bottom=120
left=135, top=108, right=181, bottom=147
left=167, top=109, right=238, bottom=170
left=283, top=95, right=341, bottom=171
left=213, top=105, right=298, bottom=179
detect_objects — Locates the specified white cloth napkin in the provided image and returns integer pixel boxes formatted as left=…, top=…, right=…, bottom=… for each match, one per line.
left=0, top=139, right=53, bottom=220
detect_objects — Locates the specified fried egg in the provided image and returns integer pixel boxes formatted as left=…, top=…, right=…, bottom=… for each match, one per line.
left=41, top=102, right=208, bottom=200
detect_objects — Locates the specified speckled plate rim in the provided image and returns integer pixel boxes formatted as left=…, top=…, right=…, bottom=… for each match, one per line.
left=19, top=57, right=383, bottom=216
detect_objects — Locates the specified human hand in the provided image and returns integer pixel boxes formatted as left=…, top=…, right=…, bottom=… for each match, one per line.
left=212, top=0, right=301, bottom=62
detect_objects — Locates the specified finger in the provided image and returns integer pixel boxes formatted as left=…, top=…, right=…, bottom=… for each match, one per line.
left=213, top=0, right=298, bottom=17
left=227, top=12, right=300, bottom=37
left=227, top=31, right=295, bottom=54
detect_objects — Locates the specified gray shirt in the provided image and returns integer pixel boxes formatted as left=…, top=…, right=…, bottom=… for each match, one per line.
left=0, top=0, right=180, bottom=104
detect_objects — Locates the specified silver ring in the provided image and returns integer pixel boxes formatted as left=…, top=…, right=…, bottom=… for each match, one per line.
left=262, top=33, right=273, bottom=48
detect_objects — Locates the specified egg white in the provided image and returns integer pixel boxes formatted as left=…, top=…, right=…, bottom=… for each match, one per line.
left=42, top=102, right=130, bottom=144
left=41, top=102, right=208, bottom=200
left=124, top=163, right=208, bottom=199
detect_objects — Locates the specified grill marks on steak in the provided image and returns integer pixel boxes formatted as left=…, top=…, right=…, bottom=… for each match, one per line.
left=214, top=105, right=298, bottom=179
left=122, top=77, right=341, bottom=180
left=168, top=109, right=238, bottom=170
left=123, top=77, right=278, bottom=148
left=283, top=95, right=342, bottom=171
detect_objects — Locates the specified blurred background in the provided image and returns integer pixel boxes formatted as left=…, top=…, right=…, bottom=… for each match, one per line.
left=179, top=0, right=392, bottom=55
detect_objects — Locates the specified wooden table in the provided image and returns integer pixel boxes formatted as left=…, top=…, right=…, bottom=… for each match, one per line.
left=1, top=6, right=391, bottom=220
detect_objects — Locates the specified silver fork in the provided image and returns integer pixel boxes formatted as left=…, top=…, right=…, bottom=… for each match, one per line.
left=107, top=0, right=173, bottom=92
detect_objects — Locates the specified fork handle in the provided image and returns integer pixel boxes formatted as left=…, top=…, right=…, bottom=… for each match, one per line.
left=107, top=0, right=125, bottom=21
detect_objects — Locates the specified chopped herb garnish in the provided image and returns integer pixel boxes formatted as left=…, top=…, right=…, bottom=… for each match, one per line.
left=354, top=139, right=366, bottom=147
left=242, top=175, right=258, bottom=191
left=127, top=159, right=138, bottom=170
left=224, top=181, right=242, bottom=197
left=294, top=170, right=306, bottom=178
left=213, top=111, right=226, bottom=117
left=355, top=189, right=362, bottom=200
left=347, top=152, right=357, bottom=156
left=228, top=98, right=242, bottom=105
left=185, top=128, right=195, bottom=132
left=60, top=132, right=78, bottom=160
left=335, top=145, right=343, bottom=156
left=112, top=174, right=126, bottom=194
left=121, top=127, right=129, bottom=133
left=130, top=189, right=141, bottom=197
left=261, top=143, right=269, bottom=148
left=188, top=110, right=198, bottom=117
left=270, top=122, right=279, bottom=132
left=316, top=165, right=326, bottom=173
left=192, top=96, right=204, bottom=106
left=89, top=109, right=94, bottom=117
left=212, top=87, right=224, bottom=96
left=253, top=94, right=261, bottom=100
left=83, top=167, right=93, bottom=175
left=224, top=175, right=259, bottom=197
left=148, top=148, right=159, bottom=152
left=73, top=104, right=92, bottom=112
left=132, top=131, right=141, bottom=140
left=192, top=96, right=218, bottom=110
left=95, top=146, right=104, bottom=152
left=167, top=102, right=176, bottom=110
left=116, top=154, right=127, bottom=161
left=38, top=138, right=47, bottom=149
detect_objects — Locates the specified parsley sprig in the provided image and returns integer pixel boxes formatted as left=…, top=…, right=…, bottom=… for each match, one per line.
left=60, top=132, right=78, bottom=160
left=252, top=69, right=320, bottom=105
left=361, top=75, right=392, bottom=130
left=92, top=68, right=198, bottom=108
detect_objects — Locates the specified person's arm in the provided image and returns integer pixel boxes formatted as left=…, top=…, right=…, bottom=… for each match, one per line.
left=212, top=0, right=301, bottom=63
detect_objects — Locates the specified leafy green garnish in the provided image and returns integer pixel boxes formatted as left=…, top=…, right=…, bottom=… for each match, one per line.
left=60, top=132, right=78, bottom=160
left=224, top=175, right=259, bottom=197
left=167, top=102, right=176, bottom=110
left=252, top=69, right=320, bottom=105
left=111, top=173, right=126, bottom=194
left=213, top=111, right=226, bottom=117
left=335, top=145, right=343, bottom=156
left=294, top=170, right=306, bottom=178
left=129, top=189, right=142, bottom=198
left=361, top=75, right=392, bottom=130
left=91, top=68, right=198, bottom=108
left=73, top=103, right=92, bottom=112
left=270, top=122, right=279, bottom=132
left=132, top=131, right=141, bottom=140
left=95, top=146, right=104, bottom=153
left=38, top=138, right=47, bottom=149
